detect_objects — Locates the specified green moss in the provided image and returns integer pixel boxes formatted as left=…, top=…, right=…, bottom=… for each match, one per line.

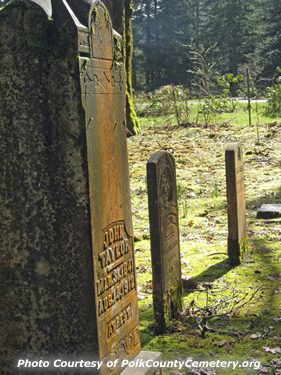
left=93, top=7, right=98, bottom=21
left=164, top=278, right=183, bottom=324
left=79, top=57, right=90, bottom=73
left=126, top=93, right=141, bottom=136
left=21, top=17, right=77, bottom=68
left=239, top=235, right=249, bottom=262
left=171, top=279, right=183, bottom=315
left=105, top=7, right=111, bottom=26
left=123, top=0, right=141, bottom=136
left=228, top=235, right=249, bottom=266
left=90, top=7, right=98, bottom=35
left=1, top=1, right=78, bottom=71
left=113, top=34, right=122, bottom=64
left=114, top=35, right=121, bottom=51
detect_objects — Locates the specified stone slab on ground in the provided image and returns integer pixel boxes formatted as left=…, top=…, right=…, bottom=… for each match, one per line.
left=257, top=204, right=281, bottom=219
left=120, top=351, right=163, bottom=375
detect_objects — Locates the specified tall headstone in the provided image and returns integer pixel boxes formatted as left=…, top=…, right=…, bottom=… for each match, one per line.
left=82, top=2, right=141, bottom=371
left=147, top=152, right=183, bottom=334
left=225, top=143, right=249, bottom=265
left=0, top=1, right=151, bottom=373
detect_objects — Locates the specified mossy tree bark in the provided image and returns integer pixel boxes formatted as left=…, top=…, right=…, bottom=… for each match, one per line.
left=123, top=0, right=140, bottom=136
left=106, top=0, right=141, bottom=136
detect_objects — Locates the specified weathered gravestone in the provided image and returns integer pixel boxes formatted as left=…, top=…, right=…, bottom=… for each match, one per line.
left=0, top=1, right=161, bottom=374
left=147, top=152, right=183, bottom=334
left=225, top=143, right=249, bottom=265
left=257, top=204, right=281, bottom=219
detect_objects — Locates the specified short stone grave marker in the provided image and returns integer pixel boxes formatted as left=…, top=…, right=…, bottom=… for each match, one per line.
left=225, top=143, right=249, bottom=265
left=257, top=204, right=281, bottom=219
left=147, top=151, right=183, bottom=334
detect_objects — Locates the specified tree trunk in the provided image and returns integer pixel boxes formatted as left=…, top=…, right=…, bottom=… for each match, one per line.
left=124, top=0, right=141, bottom=135
left=105, top=0, right=141, bottom=135
left=145, top=0, right=152, bottom=91
left=195, top=0, right=200, bottom=50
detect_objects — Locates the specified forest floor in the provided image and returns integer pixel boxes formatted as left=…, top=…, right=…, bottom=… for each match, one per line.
left=127, top=106, right=281, bottom=374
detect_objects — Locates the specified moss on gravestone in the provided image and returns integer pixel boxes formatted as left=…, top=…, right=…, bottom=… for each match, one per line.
left=164, top=279, right=183, bottom=325
left=228, top=235, right=249, bottom=266
left=1, top=1, right=77, bottom=69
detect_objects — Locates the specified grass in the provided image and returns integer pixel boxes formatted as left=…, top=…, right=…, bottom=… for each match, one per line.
left=127, top=105, right=281, bottom=374
left=193, top=102, right=281, bottom=127
left=137, top=101, right=281, bottom=128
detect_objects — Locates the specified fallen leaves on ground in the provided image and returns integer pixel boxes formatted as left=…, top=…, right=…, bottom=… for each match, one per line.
left=263, top=347, right=281, bottom=354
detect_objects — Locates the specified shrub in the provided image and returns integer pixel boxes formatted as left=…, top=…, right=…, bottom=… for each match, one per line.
left=265, top=67, right=281, bottom=114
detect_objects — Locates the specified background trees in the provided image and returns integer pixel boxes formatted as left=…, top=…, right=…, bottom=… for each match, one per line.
left=259, top=0, right=281, bottom=82
left=2, top=0, right=279, bottom=113
left=132, top=0, right=281, bottom=94
left=133, top=0, right=194, bottom=91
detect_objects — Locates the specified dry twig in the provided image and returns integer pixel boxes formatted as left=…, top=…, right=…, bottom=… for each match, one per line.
left=180, top=284, right=263, bottom=337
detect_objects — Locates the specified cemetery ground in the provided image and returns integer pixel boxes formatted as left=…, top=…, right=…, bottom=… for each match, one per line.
left=127, top=106, right=281, bottom=374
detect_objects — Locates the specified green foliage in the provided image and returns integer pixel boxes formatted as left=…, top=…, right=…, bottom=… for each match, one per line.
left=147, top=88, right=175, bottom=117
left=238, top=85, right=260, bottom=100
left=195, top=73, right=243, bottom=126
left=201, top=95, right=236, bottom=124
left=135, top=85, right=190, bottom=125
left=217, top=74, right=243, bottom=96
left=177, top=183, right=185, bottom=200
left=188, top=47, right=244, bottom=125
left=211, top=183, right=220, bottom=199
left=188, top=44, right=217, bottom=98
left=265, top=67, right=281, bottom=114
left=177, top=183, right=188, bottom=218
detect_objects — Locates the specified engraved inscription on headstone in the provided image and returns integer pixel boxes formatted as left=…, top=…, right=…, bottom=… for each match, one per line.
left=147, top=151, right=182, bottom=334
left=80, top=2, right=140, bottom=372
left=225, top=143, right=249, bottom=265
